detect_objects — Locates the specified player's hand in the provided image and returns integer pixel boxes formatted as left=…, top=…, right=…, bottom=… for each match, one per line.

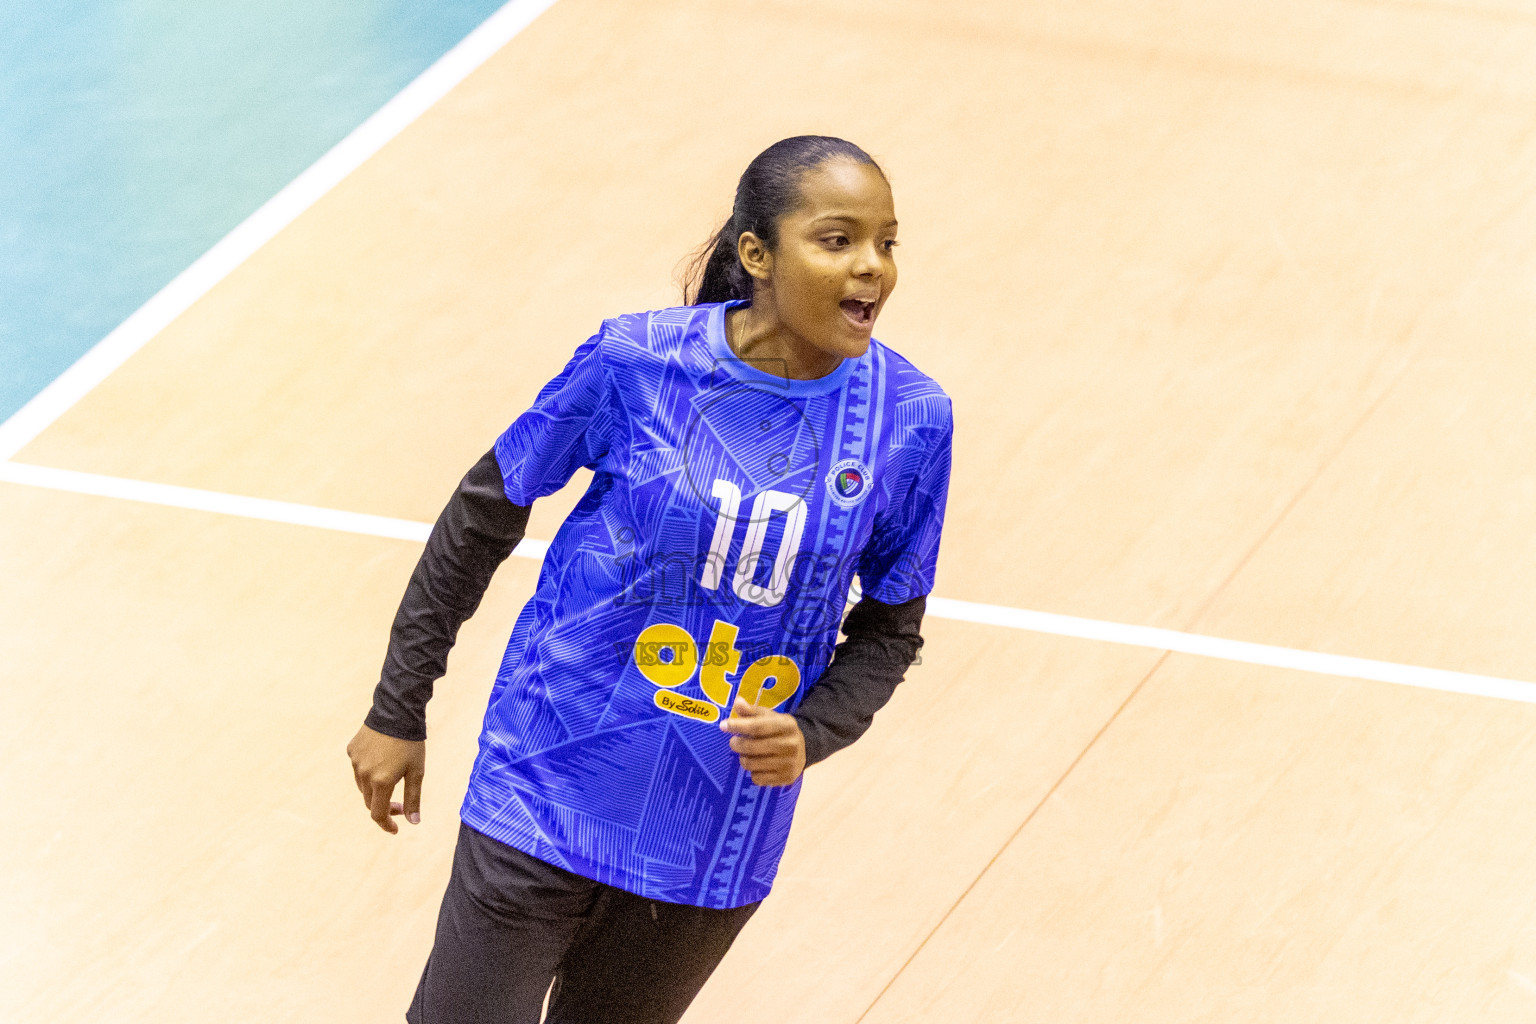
left=720, top=698, right=806, bottom=787
left=346, top=724, right=426, bottom=834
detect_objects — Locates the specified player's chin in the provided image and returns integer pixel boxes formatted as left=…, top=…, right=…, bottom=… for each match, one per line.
left=818, top=318, right=875, bottom=358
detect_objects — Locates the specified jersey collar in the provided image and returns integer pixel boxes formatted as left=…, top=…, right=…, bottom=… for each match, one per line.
left=705, top=300, right=862, bottom=397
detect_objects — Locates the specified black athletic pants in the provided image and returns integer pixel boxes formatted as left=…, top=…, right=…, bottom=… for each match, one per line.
left=407, top=822, right=761, bottom=1023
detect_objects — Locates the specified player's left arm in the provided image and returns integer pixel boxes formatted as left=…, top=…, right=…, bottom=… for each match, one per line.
left=721, top=594, right=926, bottom=787
left=789, top=592, right=927, bottom=767
left=724, top=402, right=952, bottom=785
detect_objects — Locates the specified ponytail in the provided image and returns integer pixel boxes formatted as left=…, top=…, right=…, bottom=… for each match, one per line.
left=688, top=215, right=755, bottom=305
left=684, top=136, right=882, bottom=306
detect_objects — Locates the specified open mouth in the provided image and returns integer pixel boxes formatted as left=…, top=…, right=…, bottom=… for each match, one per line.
left=839, top=299, right=876, bottom=329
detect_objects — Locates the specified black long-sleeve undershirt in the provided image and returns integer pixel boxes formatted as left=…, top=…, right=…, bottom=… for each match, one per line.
left=364, top=451, right=529, bottom=741
left=365, top=449, right=927, bottom=767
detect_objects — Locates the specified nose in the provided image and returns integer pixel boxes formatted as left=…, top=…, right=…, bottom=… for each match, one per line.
left=851, top=240, right=882, bottom=279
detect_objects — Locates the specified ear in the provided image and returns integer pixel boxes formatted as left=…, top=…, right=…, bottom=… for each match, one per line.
left=737, top=231, right=772, bottom=283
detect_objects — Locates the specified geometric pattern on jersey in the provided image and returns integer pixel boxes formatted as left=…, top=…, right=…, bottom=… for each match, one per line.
left=460, top=300, right=953, bottom=908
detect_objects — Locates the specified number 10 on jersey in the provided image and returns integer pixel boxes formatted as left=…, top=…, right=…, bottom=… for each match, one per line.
left=700, top=479, right=806, bottom=609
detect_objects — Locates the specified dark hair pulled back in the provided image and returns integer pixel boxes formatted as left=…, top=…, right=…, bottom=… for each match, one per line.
left=686, top=136, right=882, bottom=305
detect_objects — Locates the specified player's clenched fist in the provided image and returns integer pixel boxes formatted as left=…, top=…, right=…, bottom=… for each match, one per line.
left=347, top=724, right=426, bottom=834
left=720, top=698, right=807, bottom=787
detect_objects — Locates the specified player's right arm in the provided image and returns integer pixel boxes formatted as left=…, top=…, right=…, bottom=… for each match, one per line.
left=350, top=328, right=609, bottom=832
left=348, top=448, right=531, bottom=834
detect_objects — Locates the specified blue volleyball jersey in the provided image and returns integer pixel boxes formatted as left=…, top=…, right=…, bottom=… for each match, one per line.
left=460, top=300, right=953, bottom=909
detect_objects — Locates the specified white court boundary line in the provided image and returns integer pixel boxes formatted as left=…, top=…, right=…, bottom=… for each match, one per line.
left=0, top=462, right=547, bottom=557
left=0, top=0, right=559, bottom=462
left=923, top=597, right=1536, bottom=704
left=3, top=461, right=1532, bottom=706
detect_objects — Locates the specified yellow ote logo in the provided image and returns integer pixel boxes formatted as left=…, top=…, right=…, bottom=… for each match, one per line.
left=632, top=619, right=801, bottom=724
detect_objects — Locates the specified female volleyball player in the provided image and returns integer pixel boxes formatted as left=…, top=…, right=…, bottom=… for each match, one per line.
left=347, top=135, right=953, bottom=1023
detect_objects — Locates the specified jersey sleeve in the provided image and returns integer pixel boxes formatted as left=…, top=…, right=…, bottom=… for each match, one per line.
left=857, top=399, right=954, bottom=604
left=493, top=328, right=616, bottom=504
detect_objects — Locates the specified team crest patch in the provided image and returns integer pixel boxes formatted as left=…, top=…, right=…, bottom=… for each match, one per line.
left=826, top=458, right=873, bottom=509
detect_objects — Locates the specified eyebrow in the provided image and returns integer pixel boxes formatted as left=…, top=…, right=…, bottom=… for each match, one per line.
left=807, top=214, right=900, bottom=229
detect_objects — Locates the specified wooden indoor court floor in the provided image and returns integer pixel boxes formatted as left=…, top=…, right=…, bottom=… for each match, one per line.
left=6, top=0, right=1536, bottom=1020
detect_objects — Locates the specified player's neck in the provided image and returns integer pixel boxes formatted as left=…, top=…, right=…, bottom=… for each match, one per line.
left=725, top=303, right=843, bottom=382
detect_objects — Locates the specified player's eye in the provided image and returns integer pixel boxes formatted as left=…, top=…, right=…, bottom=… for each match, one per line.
left=882, top=239, right=899, bottom=252
left=824, top=234, right=849, bottom=247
